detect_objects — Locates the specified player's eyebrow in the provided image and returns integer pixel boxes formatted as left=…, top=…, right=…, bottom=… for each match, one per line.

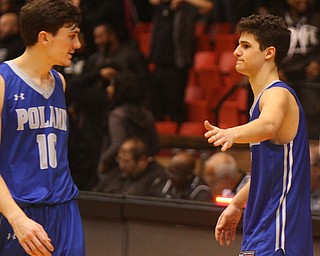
left=239, top=40, right=251, bottom=45
left=69, top=27, right=80, bottom=34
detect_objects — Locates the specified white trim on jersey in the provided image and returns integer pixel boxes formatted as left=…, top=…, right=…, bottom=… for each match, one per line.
left=275, top=141, right=294, bottom=253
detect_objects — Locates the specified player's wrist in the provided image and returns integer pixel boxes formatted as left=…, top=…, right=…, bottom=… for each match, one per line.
left=229, top=196, right=246, bottom=212
left=5, top=207, right=26, bottom=226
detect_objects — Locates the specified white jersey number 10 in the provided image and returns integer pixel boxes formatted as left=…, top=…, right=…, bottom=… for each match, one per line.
left=36, top=133, right=57, bottom=169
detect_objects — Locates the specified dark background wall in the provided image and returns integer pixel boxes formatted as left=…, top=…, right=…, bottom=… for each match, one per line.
left=78, top=192, right=320, bottom=256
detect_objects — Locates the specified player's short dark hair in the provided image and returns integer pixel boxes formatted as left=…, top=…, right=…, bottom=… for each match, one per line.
left=19, top=0, right=82, bottom=46
left=236, top=14, right=291, bottom=67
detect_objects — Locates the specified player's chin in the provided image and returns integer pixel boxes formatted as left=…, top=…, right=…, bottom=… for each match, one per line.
left=235, top=66, right=246, bottom=75
left=59, top=59, right=72, bottom=67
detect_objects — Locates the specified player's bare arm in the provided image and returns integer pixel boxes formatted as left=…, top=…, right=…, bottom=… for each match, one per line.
left=0, top=75, right=54, bottom=256
left=204, top=86, right=298, bottom=151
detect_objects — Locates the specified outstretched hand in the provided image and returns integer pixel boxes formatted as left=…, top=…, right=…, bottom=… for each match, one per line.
left=215, top=204, right=243, bottom=246
left=11, top=215, right=54, bottom=256
left=204, top=120, right=234, bottom=151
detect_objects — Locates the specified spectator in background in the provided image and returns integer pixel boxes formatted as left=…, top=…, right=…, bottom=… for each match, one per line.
left=66, top=23, right=149, bottom=189
left=310, top=143, right=320, bottom=211
left=279, top=0, right=320, bottom=139
left=0, top=12, right=24, bottom=63
left=158, top=151, right=213, bottom=202
left=97, top=71, right=159, bottom=179
left=280, top=0, right=320, bottom=84
left=93, top=137, right=167, bottom=197
left=73, top=0, right=128, bottom=54
left=203, top=152, right=250, bottom=198
left=148, top=0, right=213, bottom=123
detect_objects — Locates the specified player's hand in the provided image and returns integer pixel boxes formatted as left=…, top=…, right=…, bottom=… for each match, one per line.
left=215, top=204, right=243, bottom=246
left=204, top=120, right=234, bottom=151
left=10, top=215, right=54, bottom=256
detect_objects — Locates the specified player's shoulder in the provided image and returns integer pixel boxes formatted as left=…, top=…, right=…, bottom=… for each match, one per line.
left=261, top=86, right=289, bottom=99
left=263, top=82, right=293, bottom=99
left=259, top=84, right=294, bottom=110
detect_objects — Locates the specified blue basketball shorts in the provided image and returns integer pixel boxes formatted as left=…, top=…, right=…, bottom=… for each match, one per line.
left=0, top=200, right=85, bottom=256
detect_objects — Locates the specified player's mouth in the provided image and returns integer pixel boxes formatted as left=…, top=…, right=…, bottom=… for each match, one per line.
left=67, top=52, right=74, bottom=59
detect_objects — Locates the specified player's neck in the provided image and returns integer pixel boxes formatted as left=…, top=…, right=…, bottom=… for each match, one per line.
left=12, top=50, right=55, bottom=90
left=249, top=66, right=279, bottom=98
left=13, top=49, right=52, bottom=80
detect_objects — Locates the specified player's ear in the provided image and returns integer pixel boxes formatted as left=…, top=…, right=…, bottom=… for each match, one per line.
left=38, top=31, right=51, bottom=46
left=265, top=46, right=276, bottom=61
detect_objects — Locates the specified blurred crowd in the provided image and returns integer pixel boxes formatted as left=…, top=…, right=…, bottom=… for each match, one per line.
left=1, top=0, right=320, bottom=209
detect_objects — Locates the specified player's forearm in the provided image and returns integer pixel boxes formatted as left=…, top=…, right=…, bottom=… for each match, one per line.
left=229, top=181, right=250, bottom=210
left=0, top=175, right=26, bottom=224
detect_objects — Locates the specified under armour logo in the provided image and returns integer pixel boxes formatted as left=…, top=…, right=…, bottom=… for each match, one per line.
left=14, top=93, right=25, bottom=101
left=7, top=233, right=17, bottom=240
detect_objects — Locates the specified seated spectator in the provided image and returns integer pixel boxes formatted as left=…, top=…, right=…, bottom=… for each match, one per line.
left=0, top=12, right=25, bottom=63
left=97, top=71, right=159, bottom=178
left=203, top=152, right=250, bottom=198
left=93, top=137, right=167, bottom=197
left=310, top=143, right=320, bottom=211
left=280, top=0, right=320, bottom=84
left=158, top=151, right=213, bottom=202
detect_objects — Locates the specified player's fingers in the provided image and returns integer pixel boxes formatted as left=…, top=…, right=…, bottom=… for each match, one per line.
left=32, top=240, right=52, bottom=256
left=213, top=137, right=226, bottom=147
left=215, top=226, right=221, bottom=242
left=32, top=236, right=53, bottom=256
left=204, top=129, right=217, bottom=140
left=204, top=120, right=214, bottom=131
left=22, top=240, right=46, bottom=256
left=21, top=233, right=53, bottom=256
left=35, top=227, right=54, bottom=253
left=20, top=241, right=33, bottom=256
left=231, top=229, right=237, bottom=242
left=224, top=229, right=232, bottom=246
left=221, top=142, right=231, bottom=152
left=219, top=229, right=226, bottom=246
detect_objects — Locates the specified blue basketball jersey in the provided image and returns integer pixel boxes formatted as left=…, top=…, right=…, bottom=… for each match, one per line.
left=241, top=81, right=313, bottom=255
left=0, top=61, right=78, bottom=207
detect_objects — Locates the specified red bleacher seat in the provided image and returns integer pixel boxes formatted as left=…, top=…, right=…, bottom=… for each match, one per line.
left=155, top=121, right=178, bottom=135
left=178, top=122, right=206, bottom=137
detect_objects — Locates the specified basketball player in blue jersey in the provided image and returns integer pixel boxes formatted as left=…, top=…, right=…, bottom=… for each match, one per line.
left=0, top=0, right=85, bottom=255
left=204, top=14, right=313, bottom=255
